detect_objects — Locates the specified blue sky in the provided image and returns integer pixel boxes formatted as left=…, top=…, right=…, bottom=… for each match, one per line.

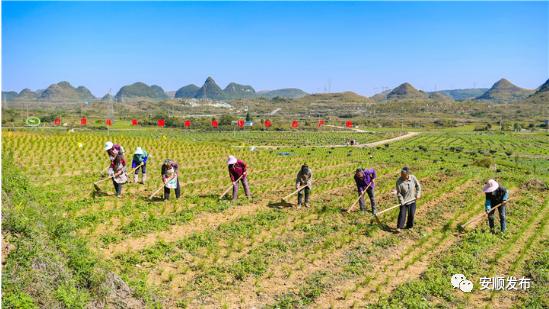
left=3, top=1, right=548, bottom=96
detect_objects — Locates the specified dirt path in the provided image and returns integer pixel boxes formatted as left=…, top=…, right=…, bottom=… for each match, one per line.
left=233, top=131, right=420, bottom=149
left=323, top=124, right=372, bottom=133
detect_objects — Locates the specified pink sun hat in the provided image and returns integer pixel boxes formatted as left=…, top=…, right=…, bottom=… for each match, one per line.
left=483, top=179, right=499, bottom=193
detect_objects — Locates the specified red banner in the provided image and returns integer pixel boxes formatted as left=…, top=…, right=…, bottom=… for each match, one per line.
left=131, top=119, right=138, bottom=126
left=80, top=117, right=87, bottom=126
left=211, top=119, right=218, bottom=128
left=106, top=119, right=112, bottom=126
left=264, top=119, right=272, bottom=128
left=157, top=119, right=165, bottom=127
left=237, top=119, right=244, bottom=128
left=291, top=120, right=299, bottom=128
left=184, top=120, right=191, bottom=128
left=317, top=119, right=325, bottom=127
left=54, top=117, right=61, bottom=126
left=346, top=120, right=353, bottom=128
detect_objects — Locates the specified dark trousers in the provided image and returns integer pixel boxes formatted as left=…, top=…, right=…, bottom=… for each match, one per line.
left=112, top=179, right=122, bottom=196
left=397, top=201, right=416, bottom=229
left=488, top=205, right=506, bottom=232
left=134, top=164, right=146, bottom=174
left=297, top=187, right=311, bottom=205
left=358, top=187, right=376, bottom=213
left=164, top=179, right=181, bottom=200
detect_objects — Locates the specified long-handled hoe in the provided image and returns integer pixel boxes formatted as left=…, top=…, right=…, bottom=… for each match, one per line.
left=376, top=198, right=416, bottom=216
left=346, top=183, right=372, bottom=213
left=459, top=198, right=512, bottom=231
left=93, top=163, right=143, bottom=192
left=281, top=185, right=308, bottom=204
left=149, top=174, right=176, bottom=200
left=219, top=174, right=245, bottom=200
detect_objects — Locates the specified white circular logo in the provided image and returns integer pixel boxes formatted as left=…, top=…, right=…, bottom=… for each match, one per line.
left=25, top=116, right=41, bottom=127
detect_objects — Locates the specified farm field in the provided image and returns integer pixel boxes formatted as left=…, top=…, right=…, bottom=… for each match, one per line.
left=2, top=128, right=548, bottom=308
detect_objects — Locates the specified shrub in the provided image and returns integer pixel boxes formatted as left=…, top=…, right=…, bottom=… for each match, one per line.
left=473, top=157, right=494, bottom=168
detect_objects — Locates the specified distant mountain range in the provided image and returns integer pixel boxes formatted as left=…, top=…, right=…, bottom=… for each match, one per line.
left=115, top=82, right=168, bottom=102
left=431, top=88, right=488, bottom=101
left=3, top=81, right=95, bottom=102
left=3, top=77, right=547, bottom=104
left=386, top=83, right=428, bottom=100
left=370, top=78, right=542, bottom=103
left=475, top=78, right=534, bottom=102
left=524, top=78, right=549, bottom=104
left=175, top=77, right=307, bottom=100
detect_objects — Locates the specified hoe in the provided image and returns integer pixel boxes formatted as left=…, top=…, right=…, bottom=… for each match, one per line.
left=93, top=162, right=143, bottom=192
left=219, top=173, right=245, bottom=200
left=281, top=185, right=309, bottom=204
left=459, top=199, right=511, bottom=230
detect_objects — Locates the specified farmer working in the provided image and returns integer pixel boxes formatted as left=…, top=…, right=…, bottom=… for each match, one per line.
left=109, top=152, right=127, bottom=198
left=395, top=166, right=421, bottom=233
left=354, top=167, right=377, bottom=214
left=483, top=179, right=508, bottom=233
left=132, top=147, right=149, bottom=184
left=227, top=155, right=251, bottom=201
left=161, top=159, right=180, bottom=200
left=296, top=164, right=312, bottom=208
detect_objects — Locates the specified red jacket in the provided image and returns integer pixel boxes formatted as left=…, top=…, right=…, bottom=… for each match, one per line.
left=229, top=160, right=247, bottom=181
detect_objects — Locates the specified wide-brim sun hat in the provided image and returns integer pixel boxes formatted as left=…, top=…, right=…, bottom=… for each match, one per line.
left=134, top=147, right=144, bottom=155
left=104, top=141, right=114, bottom=151
left=227, top=155, right=237, bottom=165
left=483, top=179, right=499, bottom=193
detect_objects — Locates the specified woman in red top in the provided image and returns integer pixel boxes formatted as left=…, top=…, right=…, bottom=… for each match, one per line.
left=227, top=155, right=251, bottom=201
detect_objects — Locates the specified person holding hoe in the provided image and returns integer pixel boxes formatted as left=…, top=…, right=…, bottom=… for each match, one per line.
left=296, top=164, right=312, bottom=208
left=132, top=147, right=149, bottom=184
left=483, top=179, right=508, bottom=233
left=354, top=167, right=377, bottom=214
left=161, top=159, right=180, bottom=200
left=109, top=152, right=127, bottom=198
left=227, top=155, right=251, bottom=201
left=395, top=166, right=421, bottom=233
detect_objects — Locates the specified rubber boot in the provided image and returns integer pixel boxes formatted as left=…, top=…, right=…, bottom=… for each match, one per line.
left=142, top=174, right=147, bottom=184
left=134, top=174, right=139, bottom=183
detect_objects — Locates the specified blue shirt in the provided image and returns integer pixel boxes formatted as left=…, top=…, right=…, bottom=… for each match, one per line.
left=485, top=191, right=509, bottom=211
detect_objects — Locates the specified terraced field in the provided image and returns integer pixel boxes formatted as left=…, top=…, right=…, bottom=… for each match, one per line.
left=2, top=128, right=547, bottom=308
